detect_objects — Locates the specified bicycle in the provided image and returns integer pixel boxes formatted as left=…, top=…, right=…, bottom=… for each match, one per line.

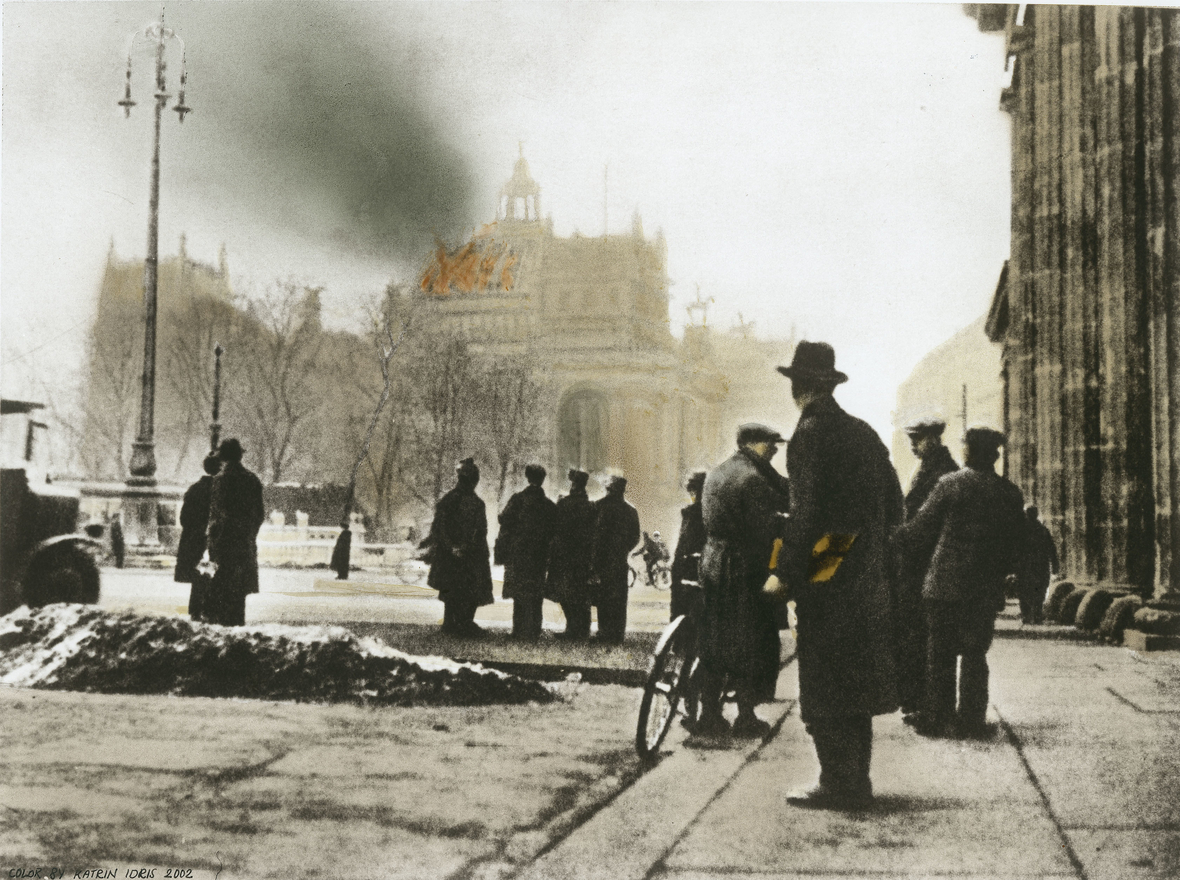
left=629, top=551, right=672, bottom=590
left=635, top=551, right=708, bottom=759
left=635, top=539, right=789, bottom=760
left=635, top=584, right=700, bottom=760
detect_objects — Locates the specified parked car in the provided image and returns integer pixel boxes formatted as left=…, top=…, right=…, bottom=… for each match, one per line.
left=0, top=399, right=102, bottom=614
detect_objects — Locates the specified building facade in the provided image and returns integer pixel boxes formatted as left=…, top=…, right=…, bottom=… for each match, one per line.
left=892, top=314, right=1004, bottom=485
left=976, top=5, right=1179, bottom=597
left=418, top=155, right=791, bottom=530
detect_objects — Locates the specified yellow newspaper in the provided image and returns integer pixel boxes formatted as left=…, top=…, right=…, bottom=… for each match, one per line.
left=808, top=533, right=858, bottom=583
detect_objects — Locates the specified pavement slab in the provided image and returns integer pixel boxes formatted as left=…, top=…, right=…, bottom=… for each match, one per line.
left=1010, top=738, right=1180, bottom=829
left=1065, top=829, right=1180, bottom=880
left=515, top=693, right=800, bottom=880
left=665, top=713, right=1071, bottom=878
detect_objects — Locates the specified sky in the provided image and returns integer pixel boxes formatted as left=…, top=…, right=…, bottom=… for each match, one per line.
left=0, top=1, right=1012, bottom=446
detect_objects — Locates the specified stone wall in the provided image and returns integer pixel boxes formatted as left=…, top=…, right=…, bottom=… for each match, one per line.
left=979, top=5, right=1180, bottom=597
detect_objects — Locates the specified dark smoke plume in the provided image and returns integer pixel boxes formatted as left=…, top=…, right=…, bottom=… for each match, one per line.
left=166, top=2, right=475, bottom=259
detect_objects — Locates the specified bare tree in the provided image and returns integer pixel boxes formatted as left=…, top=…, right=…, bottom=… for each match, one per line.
left=160, top=292, right=240, bottom=476
left=345, top=285, right=419, bottom=536
left=478, top=355, right=546, bottom=504
left=79, top=297, right=142, bottom=478
left=338, top=317, right=407, bottom=518
left=229, top=279, right=325, bottom=484
left=400, top=330, right=482, bottom=506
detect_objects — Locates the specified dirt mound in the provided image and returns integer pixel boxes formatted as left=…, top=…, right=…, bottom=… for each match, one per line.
left=0, top=604, right=556, bottom=706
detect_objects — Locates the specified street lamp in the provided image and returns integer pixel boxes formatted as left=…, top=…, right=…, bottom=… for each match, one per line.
left=210, top=343, right=223, bottom=454
left=122, top=11, right=191, bottom=484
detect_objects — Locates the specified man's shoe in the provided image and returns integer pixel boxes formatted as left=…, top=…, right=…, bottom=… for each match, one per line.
left=732, top=714, right=772, bottom=739
left=955, top=717, right=995, bottom=740
left=785, top=784, right=873, bottom=811
left=910, top=713, right=955, bottom=738
left=460, top=623, right=489, bottom=639
left=692, top=713, right=731, bottom=737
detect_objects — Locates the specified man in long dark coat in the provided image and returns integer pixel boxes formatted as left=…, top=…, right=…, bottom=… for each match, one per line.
left=896, top=427, right=1025, bottom=738
left=1017, top=505, right=1059, bottom=624
left=547, top=469, right=596, bottom=641
left=766, top=342, right=904, bottom=810
left=590, top=476, right=640, bottom=645
left=206, top=438, right=265, bottom=626
left=109, top=514, right=125, bottom=569
left=670, top=470, right=708, bottom=622
left=175, top=453, right=221, bottom=621
left=425, top=457, right=495, bottom=638
left=697, top=425, right=790, bottom=738
left=498, top=464, right=557, bottom=641
left=896, top=417, right=959, bottom=721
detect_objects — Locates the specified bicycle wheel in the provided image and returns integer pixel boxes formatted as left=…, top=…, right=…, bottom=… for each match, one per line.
left=636, top=614, right=692, bottom=759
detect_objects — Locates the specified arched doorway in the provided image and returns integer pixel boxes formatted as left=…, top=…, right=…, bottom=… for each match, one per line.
left=558, top=388, right=609, bottom=473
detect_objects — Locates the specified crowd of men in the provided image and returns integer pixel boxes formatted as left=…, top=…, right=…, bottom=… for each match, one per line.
left=421, top=458, right=643, bottom=644
left=418, top=339, right=1057, bottom=811
left=169, top=339, right=1059, bottom=813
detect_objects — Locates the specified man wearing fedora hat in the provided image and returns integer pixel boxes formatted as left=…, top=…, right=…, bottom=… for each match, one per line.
left=766, top=342, right=904, bottom=809
left=895, top=417, right=960, bottom=722
left=205, top=438, right=265, bottom=626
left=895, top=426, right=1025, bottom=739
left=696, top=425, right=790, bottom=738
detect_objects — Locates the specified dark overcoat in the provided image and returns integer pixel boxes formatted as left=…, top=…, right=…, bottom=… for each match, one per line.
left=775, top=395, right=904, bottom=723
left=698, top=448, right=790, bottom=689
left=905, top=444, right=959, bottom=520
left=425, top=485, right=495, bottom=607
left=207, top=461, right=265, bottom=596
left=671, top=500, right=706, bottom=590
left=896, top=466, right=1025, bottom=606
left=174, top=475, right=214, bottom=583
left=590, top=492, right=640, bottom=604
left=1018, top=517, right=1059, bottom=594
left=546, top=488, right=596, bottom=605
left=499, top=484, right=557, bottom=599
left=894, top=443, right=958, bottom=707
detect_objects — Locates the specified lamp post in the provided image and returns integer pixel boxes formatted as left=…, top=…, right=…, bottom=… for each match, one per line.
left=122, top=11, right=192, bottom=484
left=210, top=343, right=223, bottom=454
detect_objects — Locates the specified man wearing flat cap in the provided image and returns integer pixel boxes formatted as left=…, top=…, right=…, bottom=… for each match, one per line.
left=766, top=342, right=904, bottom=809
left=696, top=424, right=791, bottom=737
left=547, top=470, right=597, bottom=640
left=498, top=464, right=557, bottom=641
left=895, top=417, right=960, bottom=722
left=895, top=426, right=1025, bottom=739
left=205, top=438, right=265, bottom=626
left=425, top=457, right=495, bottom=637
left=590, top=476, right=641, bottom=644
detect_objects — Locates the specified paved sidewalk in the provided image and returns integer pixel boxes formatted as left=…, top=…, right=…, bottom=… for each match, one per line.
left=523, top=636, right=1180, bottom=880
left=3, top=588, right=1178, bottom=880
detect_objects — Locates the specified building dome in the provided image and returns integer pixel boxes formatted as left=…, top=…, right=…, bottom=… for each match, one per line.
left=502, top=156, right=540, bottom=198
left=499, top=148, right=541, bottom=221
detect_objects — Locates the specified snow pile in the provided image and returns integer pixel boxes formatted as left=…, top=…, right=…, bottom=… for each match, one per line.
left=0, top=605, right=556, bottom=706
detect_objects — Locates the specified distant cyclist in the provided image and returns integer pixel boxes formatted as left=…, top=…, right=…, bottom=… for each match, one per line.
left=636, top=531, right=669, bottom=586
